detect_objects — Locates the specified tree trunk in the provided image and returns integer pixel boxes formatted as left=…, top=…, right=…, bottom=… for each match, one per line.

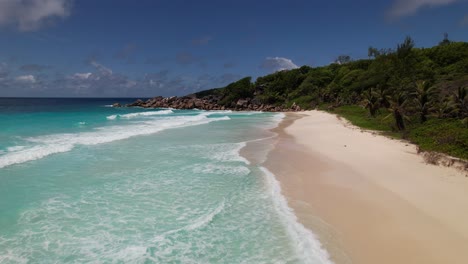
left=420, top=109, right=427, bottom=123
left=394, top=110, right=405, bottom=130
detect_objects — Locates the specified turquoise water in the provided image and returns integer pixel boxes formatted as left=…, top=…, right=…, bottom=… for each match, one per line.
left=0, top=98, right=331, bottom=263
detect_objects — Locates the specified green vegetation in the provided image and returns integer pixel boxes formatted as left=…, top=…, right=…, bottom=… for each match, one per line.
left=219, top=77, right=254, bottom=106
left=323, top=105, right=396, bottom=134
left=326, top=105, right=467, bottom=159
left=196, top=35, right=468, bottom=160
left=409, top=118, right=468, bottom=159
left=193, top=87, right=224, bottom=98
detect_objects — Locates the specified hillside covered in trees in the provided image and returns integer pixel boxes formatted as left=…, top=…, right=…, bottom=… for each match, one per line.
left=194, top=36, right=468, bottom=160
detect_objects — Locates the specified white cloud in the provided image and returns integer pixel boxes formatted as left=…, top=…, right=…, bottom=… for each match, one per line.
left=70, top=72, right=92, bottom=80
left=15, top=75, right=36, bottom=83
left=124, top=80, right=137, bottom=88
left=261, top=57, right=299, bottom=72
left=388, top=0, right=459, bottom=18
left=0, top=0, right=72, bottom=31
left=90, top=61, right=113, bottom=76
left=1, top=60, right=233, bottom=97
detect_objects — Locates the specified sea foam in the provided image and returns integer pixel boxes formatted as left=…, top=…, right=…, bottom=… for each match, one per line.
left=191, top=163, right=251, bottom=176
left=184, top=200, right=225, bottom=231
left=260, top=167, right=333, bottom=264
left=0, top=114, right=228, bottom=168
left=174, top=142, right=250, bottom=165
left=106, top=109, right=173, bottom=120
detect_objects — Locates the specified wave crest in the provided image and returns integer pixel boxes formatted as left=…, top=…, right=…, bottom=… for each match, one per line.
left=0, top=114, right=229, bottom=169
left=107, top=110, right=173, bottom=120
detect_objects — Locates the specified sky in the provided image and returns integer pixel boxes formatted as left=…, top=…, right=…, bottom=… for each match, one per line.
left=0, top=0, right=467, bottom=97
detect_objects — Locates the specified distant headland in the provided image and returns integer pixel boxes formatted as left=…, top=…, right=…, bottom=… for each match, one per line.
left=119, top=90, right=302, bottom=112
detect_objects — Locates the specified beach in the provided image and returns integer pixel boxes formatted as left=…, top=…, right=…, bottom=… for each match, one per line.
left=263, top=111, right=468, bottom=264
left=2, top=99, right=468, bottom=263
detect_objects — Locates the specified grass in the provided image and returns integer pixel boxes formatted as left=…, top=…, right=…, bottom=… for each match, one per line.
left=323, top=105, right=400, bottom=137
left=408, top=118, right=468, bottom=160
left=321, top=104, right=468, bottom=160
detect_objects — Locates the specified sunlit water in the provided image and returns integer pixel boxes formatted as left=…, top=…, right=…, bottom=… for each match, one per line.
left=0, top=98, right=331, bottom=263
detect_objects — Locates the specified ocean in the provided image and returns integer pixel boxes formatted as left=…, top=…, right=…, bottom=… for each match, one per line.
left=0, top=98, right=331, bottom=263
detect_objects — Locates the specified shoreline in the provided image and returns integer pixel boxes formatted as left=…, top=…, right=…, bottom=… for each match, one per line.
left=255, top=110, right=468, bottom=264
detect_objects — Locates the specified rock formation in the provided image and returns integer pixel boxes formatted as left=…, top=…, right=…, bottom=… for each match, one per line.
left=118, top=95, right=302, bottom=112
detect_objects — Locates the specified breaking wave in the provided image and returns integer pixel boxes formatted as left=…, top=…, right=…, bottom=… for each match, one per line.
left=0, top=114, right=229, bottom=168
left=106, top=110, right=174, bottom=120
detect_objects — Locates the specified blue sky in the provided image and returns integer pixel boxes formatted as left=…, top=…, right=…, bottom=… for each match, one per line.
left=0, top=0, right=467, bottom=97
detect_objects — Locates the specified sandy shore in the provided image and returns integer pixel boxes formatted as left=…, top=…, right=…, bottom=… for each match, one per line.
left=264, top=111, right=468, bottom=264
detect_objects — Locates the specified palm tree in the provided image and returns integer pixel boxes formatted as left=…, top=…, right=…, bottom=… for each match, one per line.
left=452, top=86, right=467, bottom=118
left=375, top=84, right=391, bottom=108
left=432, top=98, right=455, bottom=118
left=413, top=80, right=435, bottom=123
left=385, top=92, right=409, bottom=131
left=362, top=88, right=380, bottom=117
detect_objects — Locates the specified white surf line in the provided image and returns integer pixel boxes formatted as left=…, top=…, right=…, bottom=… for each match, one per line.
left=0, top=115, right=230, bottom=169
left=106, top=109, right=174, bottom=120
left=260, top=167, right=334, bottom=264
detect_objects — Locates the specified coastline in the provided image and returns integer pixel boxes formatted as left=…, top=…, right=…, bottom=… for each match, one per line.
left=253, top=110, right=468, bottom=264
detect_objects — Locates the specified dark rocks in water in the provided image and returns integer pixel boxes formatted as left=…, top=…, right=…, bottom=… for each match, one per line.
left=126, top=95, right=304, bottom=112
left=112, top=102, right=121, bottom=107
left=126, top=99, right=144, bottom=107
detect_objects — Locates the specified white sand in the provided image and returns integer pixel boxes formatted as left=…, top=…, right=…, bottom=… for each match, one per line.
left=265, top=110, right=468, bottom=264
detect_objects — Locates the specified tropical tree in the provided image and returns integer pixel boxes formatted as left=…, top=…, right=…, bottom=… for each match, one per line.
left=375, top=84, right=391, bottom=108
left=219, top=77, right=253, bottom=106
left=385, top=92, right=409, bottom=130
left=362, top=88, right=379, bottom=117
left=397, top=36, right=415, bottom=59
left=452, top=86, right=467, bottom=118
left=439, top=33, right=451, bottom=46
left=413, top=80, right=436, bottom=123
left=368, top=46, right=380, bottom=58
left=335, top=55, right=352, bottom=64
left=394, top=36, right=417, bottom=86
left=432, top=98, right=455, bottom=118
